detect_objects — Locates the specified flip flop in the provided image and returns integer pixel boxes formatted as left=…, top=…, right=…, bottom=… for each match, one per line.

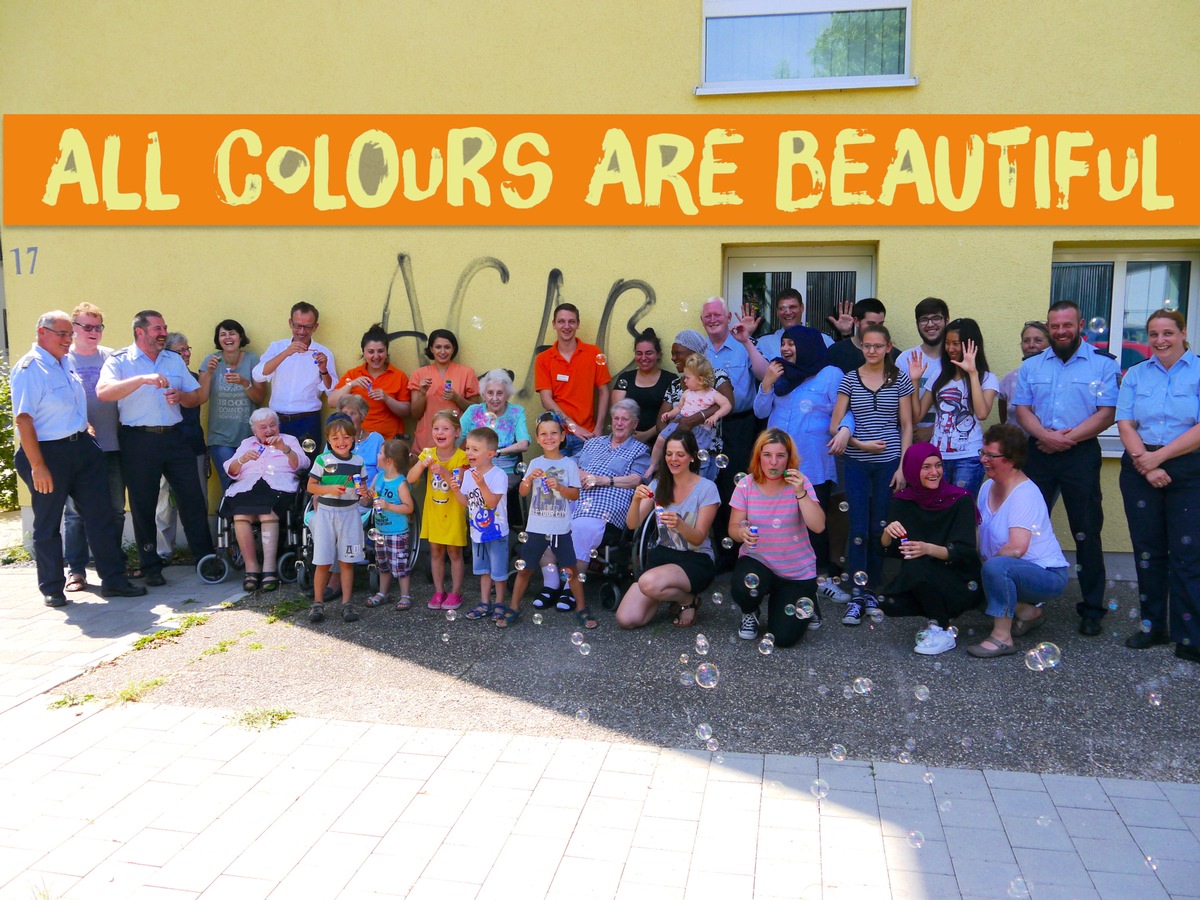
left=967, top=637, right=1017, bottom=658
left=1011, top=615, right=1045, bottom=638
left=65, top=573, right=87, bottom=593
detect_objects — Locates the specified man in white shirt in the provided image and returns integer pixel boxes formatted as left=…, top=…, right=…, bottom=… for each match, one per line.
left=252, top=302, right=337, bottom=449
left=902, top=297, right=950, bottom=443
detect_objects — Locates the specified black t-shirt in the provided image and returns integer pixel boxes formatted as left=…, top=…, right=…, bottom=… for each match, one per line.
left=613, top=368, right=675, bottom=433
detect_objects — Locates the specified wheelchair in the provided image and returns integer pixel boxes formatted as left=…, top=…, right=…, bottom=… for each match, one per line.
left=294, top=495, right=422, bottom=596
left=195, top=488, right=307, bottom=585
left=584, top=516, right=658, bottom=611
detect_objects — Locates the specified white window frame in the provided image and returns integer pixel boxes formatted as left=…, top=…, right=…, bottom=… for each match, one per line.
left=1052, top=247, right=1200, bottom=457
left=697, top=0, right=917, bottom=95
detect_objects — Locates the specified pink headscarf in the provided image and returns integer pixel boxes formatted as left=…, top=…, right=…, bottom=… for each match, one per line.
left=892, top=443, right=972, bottom=514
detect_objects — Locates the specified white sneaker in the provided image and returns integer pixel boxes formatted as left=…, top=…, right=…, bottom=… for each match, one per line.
left=915, top=624, right=956, bottom=655
left=818, top=580, right=851, bottom=603
left=739, top=612, right=760, bottom=640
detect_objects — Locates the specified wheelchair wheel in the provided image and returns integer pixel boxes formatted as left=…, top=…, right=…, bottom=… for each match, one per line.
left=599, top=581, right=621, bottom=612
left=278, top=551, right=298, bottom=583
left=196, top=553, right=230, bottom=585
left=368, top=564, right=380, bottom=593
left=631, top=517, right=659, bottom=579
left=228, top=544, right=245, bottom=570
left=296, top=560, right=310, bottom=589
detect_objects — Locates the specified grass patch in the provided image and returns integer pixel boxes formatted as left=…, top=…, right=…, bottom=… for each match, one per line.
left=219, top=600, right=235, bottom=609
left=47, top=692, right=97, bottom=709
left=0, top=543, right=32, bottom=565
left=201, top=639, right=237, bottom=656
left=179, top=613, right=210, bottom=628
left=113, top=677, right=166, bottom=703
left=264, top=597, right=310, bottom=624
left=183, top=598, right=198, bottom=605
left=230, top=708, right=294, bottom=731
left=246, top=642, right=263, bottom=650
left=239, top=629, right=256, bottom=637
left=131, top=613, right=210, bottom=651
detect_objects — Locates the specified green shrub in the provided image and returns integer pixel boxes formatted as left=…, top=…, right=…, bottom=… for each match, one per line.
left=0, top=362, right=18, bottom=511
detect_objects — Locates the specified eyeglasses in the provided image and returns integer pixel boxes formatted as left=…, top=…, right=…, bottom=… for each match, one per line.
left=72, top=321, right=105, bottom=333
left=290, top=322, right=316, bottom=332
left=979, top=450, right=1007, bottom=460
left=861, top=343, right=888, bottom=351
left=42, top=327, right=72, bottom=339
left=1023, top=321, right=1046, bottom=329
left=917, top=316, right=945, bottom=327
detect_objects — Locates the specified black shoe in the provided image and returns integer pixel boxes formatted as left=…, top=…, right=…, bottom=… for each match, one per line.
left=101, top=583, right=149, bottom=598
left=143, top=572, right=166, bottom=587
left=43, top=594, right=68, bottom=608
left=342, top=605, right=360, bottom=623
left=1079, top=618, right=1102, bottom=637
left=322, top=585, right=341, bottom=602
left=308, top=605, right=325, bottom=624
left=1125, top=630, right=1169, bottom=650
left=1176, top=643, right=1200, bottom=663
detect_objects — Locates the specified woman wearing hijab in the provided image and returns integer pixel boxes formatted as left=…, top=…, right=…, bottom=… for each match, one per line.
left=879, top=442, right=983, bottom=655
left=754, top=325, right=847, bottom=576
left=659, top=329, right=735, bottom=481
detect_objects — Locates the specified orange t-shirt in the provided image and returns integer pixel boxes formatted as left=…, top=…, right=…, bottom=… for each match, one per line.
left=534, top=340, right=612, bottom=434
left=410, top=361, right=480, bottom=451
left=334, top=364, right=411, bottom=438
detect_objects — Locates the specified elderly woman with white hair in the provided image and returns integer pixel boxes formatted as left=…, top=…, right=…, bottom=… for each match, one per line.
left=222, top=408, right=309, bottom=592
left=461, top=369, right=530, bottom=483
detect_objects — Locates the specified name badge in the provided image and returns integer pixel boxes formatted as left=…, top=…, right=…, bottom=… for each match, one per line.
left=556, top=374, right=569, bottom=382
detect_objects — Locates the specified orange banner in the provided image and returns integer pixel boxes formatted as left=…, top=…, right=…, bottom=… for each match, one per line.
left=4, top=114, right=1197, bottom=226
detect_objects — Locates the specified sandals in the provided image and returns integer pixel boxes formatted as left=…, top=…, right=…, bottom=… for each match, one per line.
left=260, top=572, right=279, bottom=593
left=65, top=573, right=87, bottom=593
left=394, top=595, right=412, bottom=611
left=673, top=595, right=701, bottom=628
left=575, top=607, right=598, bottom=630
left=465, top=601, right=493, bottom=620
left=494, top=605, right=521, bottom=628
left=365, top=592, right=387, bottom=607
left=967, top=636, right=1017, bottom=658
left=531, top=588, right=556, bottom=610
left=1011, top=614, right=1045, bottom=638
left=242, top=572, right=261, bottom=592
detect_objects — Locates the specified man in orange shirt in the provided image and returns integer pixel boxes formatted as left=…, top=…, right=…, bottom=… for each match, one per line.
left=535, top=304, right=611, bottom=457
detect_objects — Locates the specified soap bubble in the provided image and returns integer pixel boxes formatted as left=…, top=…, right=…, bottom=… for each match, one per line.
left=546, top=564, right=557, bottom=576
left=679, top=301, right=690, bottom=313
left=1148, top=691, right=1162, bottom=708
left=960, top=737, right=973, bottom=750
left=695, top=634, right=710, bottom=655
left=576, top=708, right=590, bottom=723
left=595, top=354, right=607, bottom=366
left=852, top=677, right=874, bottom=695
left=830, top=744, right=847, bottom=761
left=515, top=462, right=527, bottom=475
left=1140, top=619, right=1153, bottom=633
left=744, top=573, right=760, bottom=590
left=576, top=572, right=587, bottom=584
left=798, top=399, right=813, bottom=413
left=1087, top=316, right=1108, bottom=335
left=1088, top=380, right=1106, bottom=399
left=816, top=685, right=829, bottom=696
left=715, top=454, right=730, bottom=469
left=444, top=609, right=457, bottom=622
left=696, top=723, right=712, bottom=741
left=735, top=472, right=747, bottom=482
left=922, top=771, right=935, bottom=785
left=1036, top=815, right=1052, bottom=828
left=440, top=632, right=450, bottom=642
left=906, top=830, right=924, bottom=848
left=1164, top=297, right=1179, bottom=312
left=904, top=737, right=917, bottom=751
left=1024, top=641, right=1062, bottom=671
left=784, top=604, right=796, bottom=617
left=705, top=737, right=719, bottom=751
left=678, top=671, right=692, bottom=686
left=939, top=799, right=953, bottom=813
left=810, top=779, right=829, bottom=800
left=697, top=449, right=709, bottom=462
left=366, top=528, right=379, bottom=542
left=771, top=517, right=782, bottom=529
left=711, top=591, right=724, bottom=605
left=532, top=613, right=543, bottom=625
left=838, top=501, right=850, bottom=512
left=1144, top=855, right=1158, bottom=871
left=758, top=639, right=774, bottom=655
left=515, top=559, right=527, bottom=571
left=967, top=581, right=978, bottom=592
left=853, top=571, right=868, bottom=586
left=695, top=663, right=719, bottom=688
left=1108, top=600, right=1119, bottom=611
left=721, top=537, right=734, bottom=550
left=853, top=536, right=863, bottom=545
left=679, top=653, right=689, bottom=664
left=842, top=685, right=854, bottom=699
left=947, top=626, right=958, bottom=638
left=570, top=631, right=584, bottom=646
left=1075, top=532, right=1086, bottom=542
left=797, top=598, right=815, bottom=618
left=517, top=531, right=529, bottom=543
left=914, top=685, right=930, bottom=701
left=897, top=751, right=911, bottom=764
left=470, top=315, right=484, bottom=330
left=579, top=643, right=591, bottom=656
left=1007, top=876, right=1030, bottom=898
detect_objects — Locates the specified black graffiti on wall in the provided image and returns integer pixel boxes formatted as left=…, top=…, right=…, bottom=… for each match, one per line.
left=377, top=253, right=658, bottom=398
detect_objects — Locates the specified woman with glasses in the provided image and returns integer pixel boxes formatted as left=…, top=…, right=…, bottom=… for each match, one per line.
left=907, top=318, right=998, bottom=497
left=1116, top=308, right=1200, bottom=663
left=199, top=319, right=265, bottom=491
left=998, top=321, right=1051, bottom=435
left=829, top=323, right=914, bottom=624
left=968, top=424, right=1070, bottom=659
left=879, top=443, right=983, bottom=655
left=611, top=328, right=675, bottom=445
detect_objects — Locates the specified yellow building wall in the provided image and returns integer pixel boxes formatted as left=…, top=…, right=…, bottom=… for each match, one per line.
left=3, top=0, right=1199, bottom=551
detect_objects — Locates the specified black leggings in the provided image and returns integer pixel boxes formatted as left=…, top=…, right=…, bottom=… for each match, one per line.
left=730, top=556, right=820, bottom=648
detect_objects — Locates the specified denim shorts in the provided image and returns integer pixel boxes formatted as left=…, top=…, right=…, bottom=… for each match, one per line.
left=473, top=537, right=510, bottom=581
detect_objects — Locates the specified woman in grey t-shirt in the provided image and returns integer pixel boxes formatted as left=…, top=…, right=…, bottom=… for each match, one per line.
left=199, top=319, right=266, bottom=490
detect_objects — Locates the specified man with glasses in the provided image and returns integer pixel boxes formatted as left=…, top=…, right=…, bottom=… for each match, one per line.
left=252, top=302, right=337, bottom=449
left=62, top=303, right=128, bottom=590
left=1014, top=300, right=1120, bottom=636
left=753, top=289, right=843, bottom=362
left=12, top=311, right=147, bottom=606
left=98, top=310, right=214, bottom=586
left=902, top=297, right=950, bottom=443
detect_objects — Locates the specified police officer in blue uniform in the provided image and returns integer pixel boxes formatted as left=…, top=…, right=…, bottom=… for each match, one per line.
left=11, top=311, right=148, bottom=606
left=1015, top=300, right=1121, bottom=636
left=97, top=310, right=215, bottom=585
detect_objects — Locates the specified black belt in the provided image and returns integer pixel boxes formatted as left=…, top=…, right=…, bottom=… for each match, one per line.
left=277, top=410, right=320, bottom=423
left=123, top=424, right=177, bottom=434
left=42, top=430, right=89, bottom=444
left=1143, top=444, right=1163, bottom=452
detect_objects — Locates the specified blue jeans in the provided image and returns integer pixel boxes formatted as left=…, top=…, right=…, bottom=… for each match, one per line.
left=943, top=456, right=985, bottom=498
left=981, top=556, right=1069, bottom=619
left=843, top=456, right=895, bottom=589
left=64, top=451, right=125, bottom=575
left=563, top=433, right=585, bottom=458
left=210, top=444, right=238, bottom=492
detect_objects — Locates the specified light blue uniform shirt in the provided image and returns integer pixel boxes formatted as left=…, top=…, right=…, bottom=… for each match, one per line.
left=706, top=337, right=755, bottom=413
left=1013, top=341, right=1120, bottom=431
left=10, top=344, right=89, bottom=440
left=756, top=329, right=834, bottom=363
left=99, top=345, right=200, bottom=427
left=1115, top=350, right=1200, bottom=446
left=752, top=366, right=851, bottom=487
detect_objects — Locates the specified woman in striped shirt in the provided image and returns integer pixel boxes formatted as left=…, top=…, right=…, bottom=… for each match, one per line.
left=728, top=429, right=827, bottom=647
left=830, top=323, right=914, bottom=623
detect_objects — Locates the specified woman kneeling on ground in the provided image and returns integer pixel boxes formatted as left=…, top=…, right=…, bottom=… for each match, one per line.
left=728, top=428, right=826, bottom=648
left=222, top=408, right=308, bottom=592
left=616, top=430, right=720, bottom=629
left=879, top=442, right=983, bottom=655
left=968, top=424, right=1071, bottom=659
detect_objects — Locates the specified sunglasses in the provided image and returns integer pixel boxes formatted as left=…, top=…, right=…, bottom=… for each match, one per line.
left=73, top=321, right=105, bottom=333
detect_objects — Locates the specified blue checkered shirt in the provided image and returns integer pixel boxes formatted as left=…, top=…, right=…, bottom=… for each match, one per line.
left=574, top=435, right=652, bottom=527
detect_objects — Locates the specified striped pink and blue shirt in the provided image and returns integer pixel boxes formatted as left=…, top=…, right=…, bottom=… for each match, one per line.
left=729, top=475, right=818, bottom=581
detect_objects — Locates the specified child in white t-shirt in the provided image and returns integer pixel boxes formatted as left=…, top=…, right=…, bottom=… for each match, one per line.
left=449, top=427, right=512, bottom=621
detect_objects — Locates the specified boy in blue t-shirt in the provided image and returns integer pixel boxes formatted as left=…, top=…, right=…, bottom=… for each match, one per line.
left=367, top=438, right=416, bottom=610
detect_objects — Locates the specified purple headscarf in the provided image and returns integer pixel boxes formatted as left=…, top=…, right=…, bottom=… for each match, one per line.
left=892, top=443, right=972, bottom=513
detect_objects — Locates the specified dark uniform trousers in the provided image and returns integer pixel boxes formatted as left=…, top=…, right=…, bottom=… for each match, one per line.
left=16, top=433, right=128, bottom=596
left=120, top=426, right=214, bottom=575
left=1120, top=449, right=1200, bottom=647
left=1024, top=436, right=1106, bottom=620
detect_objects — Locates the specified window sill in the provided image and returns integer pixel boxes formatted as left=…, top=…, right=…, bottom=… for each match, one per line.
left=695, top=74, right=918, bottom=95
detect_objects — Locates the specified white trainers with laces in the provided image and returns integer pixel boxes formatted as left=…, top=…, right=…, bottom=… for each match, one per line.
left=818, top=580, right=851, bottom=603
left=739, top=612, right=760, bottom=640
left=915, top=623, right=957, bottom=655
